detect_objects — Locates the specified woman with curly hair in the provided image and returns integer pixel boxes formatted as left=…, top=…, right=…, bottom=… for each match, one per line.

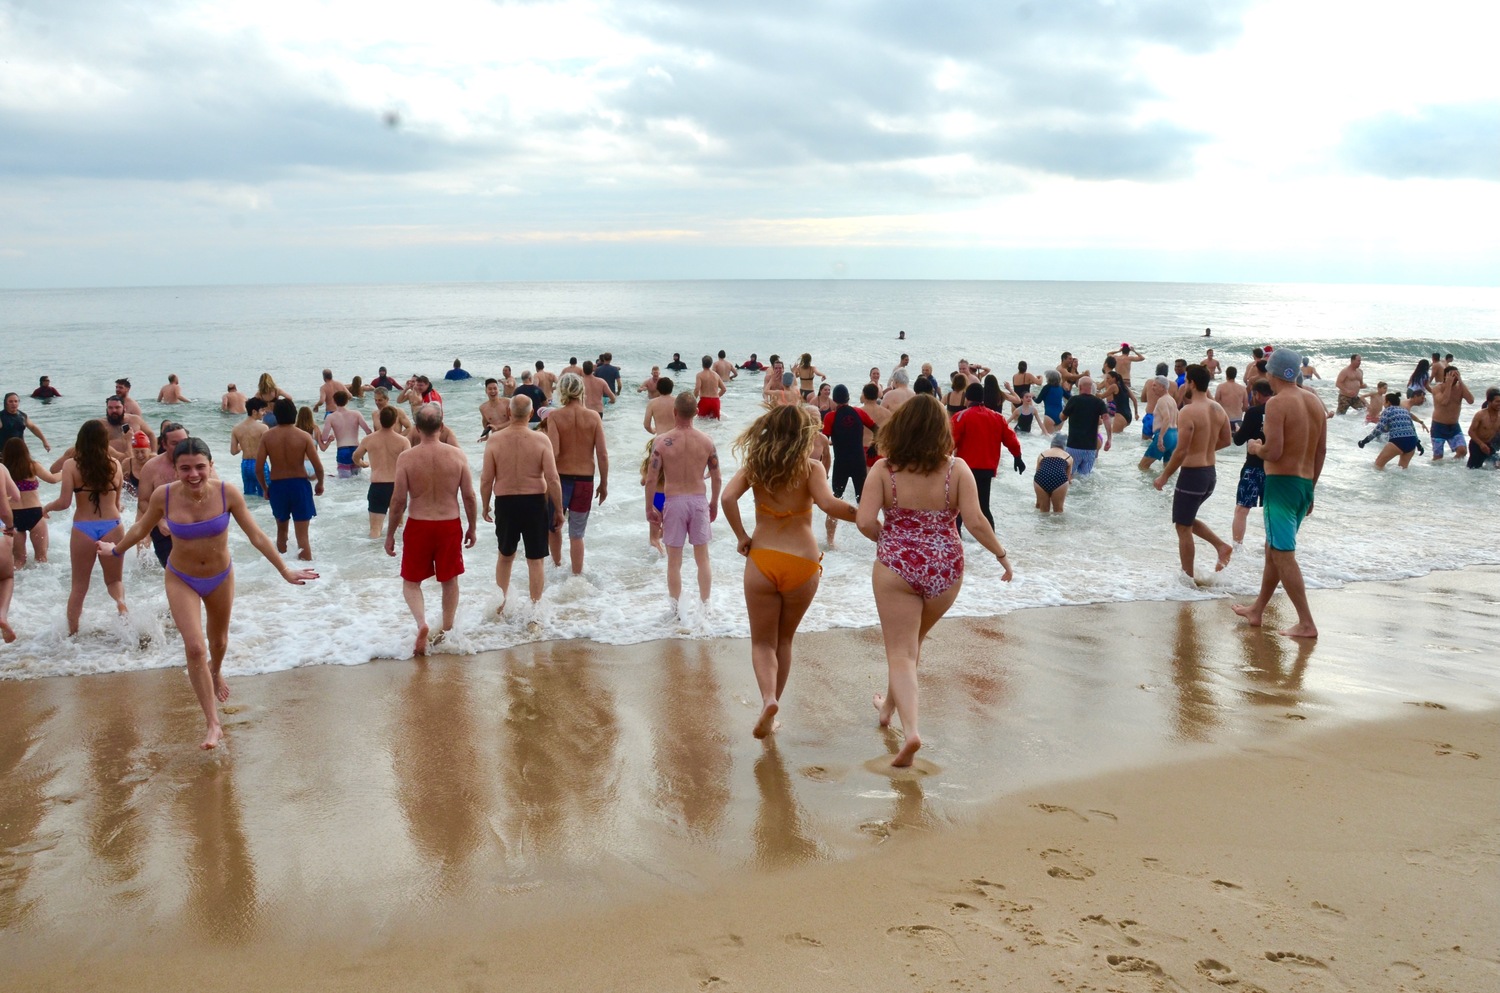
left=43, top=419, right=130, bottom=633
left=856, top=395, right=1013, bottom=767
left=720, top=403, right=856, bottom=738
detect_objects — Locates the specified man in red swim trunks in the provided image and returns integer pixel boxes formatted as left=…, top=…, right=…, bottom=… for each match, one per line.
left=384, top=403, right=478, bottom=656
left=694, top=354, right=726, bottom=418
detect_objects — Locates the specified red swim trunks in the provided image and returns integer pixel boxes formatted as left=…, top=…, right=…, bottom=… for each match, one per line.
left=401, top=517, right=465, bottom=583
left=696, top=396, right=721, bottom=419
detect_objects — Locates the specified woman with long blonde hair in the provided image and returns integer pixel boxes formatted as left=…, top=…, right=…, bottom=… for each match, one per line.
left=855, top=395, right=1012, bottom=767
left=721, top=403, right=856, bottom=738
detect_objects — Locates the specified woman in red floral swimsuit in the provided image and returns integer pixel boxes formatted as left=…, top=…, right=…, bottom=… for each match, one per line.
left=855, top=395, right=1013, bottom=767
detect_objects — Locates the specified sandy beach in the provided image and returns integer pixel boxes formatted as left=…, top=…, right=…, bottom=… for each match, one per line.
left=3, top=567, right=1497, bottom=992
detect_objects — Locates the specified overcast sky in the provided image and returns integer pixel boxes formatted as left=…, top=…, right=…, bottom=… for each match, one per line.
left=2, top=0, right=1497, bottom=287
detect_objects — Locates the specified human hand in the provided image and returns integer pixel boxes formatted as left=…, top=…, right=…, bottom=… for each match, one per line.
left=384, top=533, right=396, bottom=557
left=1152, top=475, right=1167, bottom=491
left=737, top=535, right=752, bottom=556
left=284, top=568, right=320, bottom=584
left=597, top=481, right=608, bottom=504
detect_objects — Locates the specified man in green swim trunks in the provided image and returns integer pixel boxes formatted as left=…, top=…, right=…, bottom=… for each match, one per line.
left=1232, top=348, right=1326, bottom=639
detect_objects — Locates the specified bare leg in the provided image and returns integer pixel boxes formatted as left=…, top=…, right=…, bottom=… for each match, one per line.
left=1174, top=522, right=1196, bottom=577
left=9, top=529, right=23, bottom=569
left=203, top=571, right=234, bottom=702
left=1050, top=485, right=1068, bottom=512
left=665, top=544, right=684, bottom=601
left=495, top=552, right=514, bottom=610
left=1232, top=543, right=1281, bottom=627
left=569, top=536, right=585, bottom=575
left=1232, top=504, right=1250, bottom=544
left=1270, top=548, right=1317, bottom=638
left=166, top=573, right=221, bottom=748
left=1033, top=482, right=1048, bottom=512
left=825, top=515, right=837, bottom=548
left=744, top=560, right=819, bottom=738
left=32, top=516, right=48, bottom=563
left=526, top=557, right=545, bottom=603
left=99, top=529, right=128, bottom=617
left=368, top=513, right=385, bottom=539
left=548, top=527, right=563, bottom=567
left=0, top=559, right=14, bottom=642
left=439, top=577, right=460, bottom=633
left=275, top=519, right=289, bottom=553
left=648, top=518, right=665, bottom=556
left=66, top=527, right=94, bottom=634
left=1191, top=519, right=1233, bottom=571
left=293, top=520, right=312, bottom=561
left=402, top=579, right=429, bottom=655
left=692, top=542, right=712, bottom=603
left=871, top=562, right=962, bottom=767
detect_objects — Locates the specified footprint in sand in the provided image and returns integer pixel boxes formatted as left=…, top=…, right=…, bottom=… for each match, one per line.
left=886, top=925, right=962, bottom=961
left=782, top=933, right=834, bottom=973
left=1041, top=848, right=1095, bottom=881
left=1030, top=803, right=1089, bottom=822
left=799, top=765, right=844, bottom=782
left=1195, top=958, right=1239, bottom=985
left=1432, top=743, right=1481, bottom=759
left=1265, top=950, right=1329, bottom=972
left=1106, top=954, right=1166, bottom=977
left=1405, top=700, right=1447, bottom=709
left=1311, top=901, right=1345, bottom=917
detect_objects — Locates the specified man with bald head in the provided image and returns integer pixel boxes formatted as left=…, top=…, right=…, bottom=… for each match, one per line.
left=1057, top=376, right=1112, bottom=475
left=481, top=394, right=563, bottom=610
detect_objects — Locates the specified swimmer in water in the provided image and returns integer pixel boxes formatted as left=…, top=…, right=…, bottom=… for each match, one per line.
left=99, top=438, right=317, bottom=748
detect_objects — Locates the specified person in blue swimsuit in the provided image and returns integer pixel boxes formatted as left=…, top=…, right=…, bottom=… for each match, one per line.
left=1036, top=369, right=1066, bottom=434
left=43, top=419, right=130, bottom=634
left=100, top=438, right=318, bottom=750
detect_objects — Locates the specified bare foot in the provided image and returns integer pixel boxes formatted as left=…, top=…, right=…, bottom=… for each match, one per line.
left=214, top=675, right=231, bottom=702
left=431, top=628, right=447, bottom=648
left=891, top=734, right=922, bottom=768
left=0, top=620, right=14, bottom=644
left=1215, top=543, right=1233, bottom=572
left=276, top=537, right=288, bottom=554
left=1279, top=622, right=1319, bottom=639
left=872, top=693, right=893, bottom=728
left=650, top=538, right=665, bottom=556
left=1231, top=602, right=1263, bottom=627
left=414, top=624, right=429, bottom=656
left=298, top=548, right=312, bottom=562
left=753, top=701, right=779, bottom=739
left=200, top=725, right=223, bottom=750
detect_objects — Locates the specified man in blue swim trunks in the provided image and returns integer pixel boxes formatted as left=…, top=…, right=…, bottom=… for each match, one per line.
left=256, top=398, right=324, bottom=561
left=319, top=390, right=371, bottom=478
left=1138, top=390, right=1179, bottom=471
left=1233, top=348, right=1326, bottom=639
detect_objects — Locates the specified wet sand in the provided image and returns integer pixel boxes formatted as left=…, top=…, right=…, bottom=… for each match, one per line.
left=2, top=567, right=1498, bottom=991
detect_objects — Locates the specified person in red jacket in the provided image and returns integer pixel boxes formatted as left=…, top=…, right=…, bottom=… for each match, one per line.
left=951, top=383, right=1024, bottom=530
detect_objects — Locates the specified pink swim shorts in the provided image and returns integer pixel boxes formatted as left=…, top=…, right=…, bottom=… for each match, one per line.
left=661, top=493, right=712, bottom=548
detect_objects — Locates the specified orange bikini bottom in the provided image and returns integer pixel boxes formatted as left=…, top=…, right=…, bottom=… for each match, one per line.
left=748, top=547, right=823, bottom=593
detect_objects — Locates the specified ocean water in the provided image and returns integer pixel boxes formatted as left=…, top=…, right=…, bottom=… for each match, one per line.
left=1, top=280, right=1497, bottom=680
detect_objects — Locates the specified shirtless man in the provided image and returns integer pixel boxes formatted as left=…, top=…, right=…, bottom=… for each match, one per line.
left=1056, top=353, right=1086, bottom=393
left=1429, top=365, right=1474, bottom=461
left=1109, top=344, right=1148, bottom=385
left=99, top=396, right=154, bottom=469
left=157, top=375, right=190, bottom=404
left=883, top=368, right=915, bottom=411
left=255, top=398, right=324, bottom=561
left=136, top=422, right=191, bottom=567
left=478, top=378, right=509, bottom=440
left=372, top=389, right=414, bottom=435
left=1200, top=347, right=1219, bottom=379
left=859, top=383, right=891, bottom=463
left=761, top=358, right=784, bottom=399
left=221, top=384, right=247, bottom=414
left=643, top=378, right=676, bottom=435
left=544, top=373, right=609, bottom=575
left=1467, top=388, right=1500, bottom=469
left=354, top=406, right=411, bottom=537
left=313, top=369, right=348, bottom=413
left=645, top=392, right=721, bottom=615
left=230, top=398, right=271, bottom=497
left=481, top=395, right=563, bottom=609
left=1214, top=367, right=1249, bottom=430
left=1139, top=389, right=1179, bottom=470
left=534, top=361, right=558, bottom=404
left=384, top=404, right=477, bottom=656
left=320, top=391, right=371, bottom=477
left=1233, top=348, right=1326, bottom=639
left=637, top=366, right=662, bottom=395
left=887, top=354, right=911, bottom=390
left=498, top=366, right=516, bottom=397
left=694, top=356, right=726, bottom=419
left=1153, top=364, right=1233, bottom=578
left=114, top=378, right=143, bottom=417
left=580, top=360, right=617, bottom=414
left=712, top=350, right=738, bottom=384
left=561, top=357, right=584, bottom=378
left=1333, top=355, right=1366, bottom=415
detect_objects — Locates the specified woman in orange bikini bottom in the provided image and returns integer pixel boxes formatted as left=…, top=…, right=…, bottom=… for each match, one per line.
left=721, top=404, right=857, bottom=739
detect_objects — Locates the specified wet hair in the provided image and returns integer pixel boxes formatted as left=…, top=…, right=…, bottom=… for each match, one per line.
left=453, top=359, right=463, bottom=369
left=1104, top=356, right=1117, bottom=370
left=273, top=398, right=297, bottom=426
left=733, top=403, right=817, bottom=493
left=167, top=374, right=178, bottom=384
left=1252, top=348, right=1264, bottom=359
left=157, top=421, right=186, bottom=454
left=414, top=404, right=443, bottom=435
left=171, top=437, right=213, bottom=463
left=717, top=350, right=726, bottom=359
left=334, top=390, right=349, bottom=406
left=3, top=392, right=15, bottom=404
left=1256, top=360, right=1268, bottom=373
left=861, top=383, right=880, bottom=401
left=1408, top=361, right=1430, bottom=389
left=74, top=420, right=115, bottom=511
left=535, top=360, right=545, bottom=370
left=378, top=406, right=397, bottom=429
left=879, top=394, right=953, bottom=473
left=2, top=437, right=34, bottom=481
left=1185, top=364, right=1211, bottom=392
left=1486, top=386, right=1500, bottom=403
left=348, top=376, right=364, bottom=397
left=656, top=377, right=674, bottom=396
left=557, top=372, right=585, bottom=405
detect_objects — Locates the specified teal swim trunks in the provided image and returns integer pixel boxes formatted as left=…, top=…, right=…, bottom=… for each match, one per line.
left=1262, top=474, right=1314, bottom=551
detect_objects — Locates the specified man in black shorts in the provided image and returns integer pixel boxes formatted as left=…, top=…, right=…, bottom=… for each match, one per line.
left=480, top=395, right=563, bottom=610
left=1153, top=364, right=1234, bottom=579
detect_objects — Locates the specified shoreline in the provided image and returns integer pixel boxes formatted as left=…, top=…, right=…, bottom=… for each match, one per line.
left=2, top=566, right=1498, bottom=990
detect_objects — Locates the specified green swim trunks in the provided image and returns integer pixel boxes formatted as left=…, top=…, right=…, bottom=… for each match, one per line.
left=1262, top=474, right=1314, bottom=551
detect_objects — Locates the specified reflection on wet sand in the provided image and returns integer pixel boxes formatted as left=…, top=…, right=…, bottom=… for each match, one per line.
left=752, top=741, right=823, bottom=869
left=174, top=759, right=257, bottom=945
left=0, top=681, right=57, bottom=930
left=1168, top=602, right=1218, bottom=741
left=1239, top=628, right=1313, bottom=709
left=498, top=646, right=620, bottom=867
left=393, top=660, right=492, bottom=885
left=652, top=642, right=731, bottom=839
left=79, top=675, right=150, bottom=889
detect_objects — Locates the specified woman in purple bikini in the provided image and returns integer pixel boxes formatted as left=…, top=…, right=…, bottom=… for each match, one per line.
left=99, top=438, right=318, bottom=749
left=44, top=419, right=130, bottom=633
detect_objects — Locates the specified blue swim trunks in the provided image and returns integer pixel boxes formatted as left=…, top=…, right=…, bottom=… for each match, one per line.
left=1145, top=427, right=1178, bottom=463
left=268, top=477, right=317, bottom=522
left=1141, top=412, right=1154, bottom=438
left=1431, top=421, right=1465, bottom=456
left=241, top=458, right=271, bottom=498
left=1235, top=464, right=1265, bottom=509
left=336, top=445, right=358, bottom=477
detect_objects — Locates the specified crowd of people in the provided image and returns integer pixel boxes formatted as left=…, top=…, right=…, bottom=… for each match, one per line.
left=1, top=342, right=1496, bottom=760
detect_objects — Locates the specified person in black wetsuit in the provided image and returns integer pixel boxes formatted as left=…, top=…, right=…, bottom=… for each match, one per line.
left=821, top=384, right=876, bottom=548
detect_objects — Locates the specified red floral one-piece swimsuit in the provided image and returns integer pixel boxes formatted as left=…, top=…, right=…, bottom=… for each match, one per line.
left=875, top=458, right=963, bottom=599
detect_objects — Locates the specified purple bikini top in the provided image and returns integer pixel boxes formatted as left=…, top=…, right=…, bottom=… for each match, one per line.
left=165, top=483, right=231, bottom=540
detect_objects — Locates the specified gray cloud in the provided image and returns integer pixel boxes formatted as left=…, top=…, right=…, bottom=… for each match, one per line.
left=1341, top=103, right=1500, bottom=182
